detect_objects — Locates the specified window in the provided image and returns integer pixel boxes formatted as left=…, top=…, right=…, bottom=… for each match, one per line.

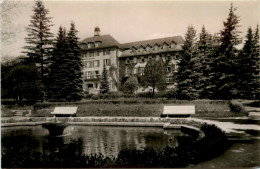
left=103, top=59, right=111, bottom=66
left=87, top=71, right=93, bottom=78
left=88, top=84, right=94, bottom=88
left=167, top=66, right=172, bottom=72
left=126, top=58, right=130, bottom=64
left=95, top=70, right=99, bottom=78
left=86, top=61, right=92, bottom=68
left=140, top=57, right=145, bottom=63
left=126, top=67, right=130, bottom=74
left=166, top=55, right=171, bottom=60
left=133, top=68, right=137, bottom=74
left=103, top=50, right=106, bottom=55
left=97, top=51, right=99, bottom=56
left=166, top=77, right=174, bottom=83
left=90, top=52, right=94, bottom=57
left=141, top=68, right=144, bottom=76
left=93, top=60, right=100, bottom=67
left=172, top=64, right=176, bottom=71
left=133, top=57, right=137, bottom=63
left=106, top=49, right=111, bottom=55
left=83, top=53, right=87, bottom=58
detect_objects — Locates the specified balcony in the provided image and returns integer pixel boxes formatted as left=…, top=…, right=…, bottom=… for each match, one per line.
left=84, top=75, right=101, bottom=81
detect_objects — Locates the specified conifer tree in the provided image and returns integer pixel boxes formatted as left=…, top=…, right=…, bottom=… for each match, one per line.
left=66, top=22, right=83, bottom=101
left=24, top=0, right=53, bottom=82
left=237, top=27, right=255, bottom=98
left=214, top=3, right=241, bottom=99
left=176, top=25, right=198, bottom=100
left=47, top=26, right=69, bottom=101
left=252, top=25, right=260, bottom=98
left=100, top=64, right=110, bottom=94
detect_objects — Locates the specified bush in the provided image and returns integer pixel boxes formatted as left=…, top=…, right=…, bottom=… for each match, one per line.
left=91, top=95, right=99, bottom=100
left=167, top=89, right=177, bottom=99
left=229, top=100, right=244, bottom=112
left=84, top=93, right=93, bottom=99
left=136, top=92, right=152, bottom=98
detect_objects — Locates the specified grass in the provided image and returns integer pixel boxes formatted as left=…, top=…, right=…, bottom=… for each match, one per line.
left=1, top=99, right=248, bottom=118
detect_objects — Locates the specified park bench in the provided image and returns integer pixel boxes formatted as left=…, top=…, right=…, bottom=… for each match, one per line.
left=161, top=105, right=195, bottom=118
left=51, top=107, right=77, bottom=117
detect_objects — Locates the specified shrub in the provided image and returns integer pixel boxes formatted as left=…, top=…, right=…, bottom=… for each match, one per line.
left=91, top=95, right=99, bottom=100
left=229, top=100, right=244, bottom=112
left=136, top=92, right=152, bottom=98
left=84, top=93, right=93, bottom=99
left=167, top=89, right=177, bottom=99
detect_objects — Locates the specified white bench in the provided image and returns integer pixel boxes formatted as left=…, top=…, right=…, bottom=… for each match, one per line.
left=161, top=105, right=195, bottom=118
left=51, top=107, right=77, bottom=117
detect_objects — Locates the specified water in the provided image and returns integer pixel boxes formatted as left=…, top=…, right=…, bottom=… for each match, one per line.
left=1, top=125, right=187, bottom=157
left=2, top=119, right=260, bottom=168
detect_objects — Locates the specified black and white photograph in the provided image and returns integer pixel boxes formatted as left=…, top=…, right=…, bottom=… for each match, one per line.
left=1, top=0, right=260, bottom=168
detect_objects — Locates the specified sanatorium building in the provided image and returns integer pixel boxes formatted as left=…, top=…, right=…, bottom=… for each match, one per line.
left=80, top=27, right=184, bottom=94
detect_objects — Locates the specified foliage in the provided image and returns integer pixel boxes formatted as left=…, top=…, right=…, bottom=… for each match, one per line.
left=229, top=100, right=244, bottom=112
left=100, top=64, right=110, bottom=94
left=213, top=4, right=241, bottom=99
left=176, top=25, right=199, bottom=100
left=23, top=0, right=53, bottom=84
left=124, top=75, right=138, bottom=94
left=142, top=59, right=167, bottom=98
left=3, top=64, right=44, bottom=105
left=166, top=89, right=177, bottom=99
left=237, top=27, right=258, bottom=99
left=47, top=23, right=83, bottom=102
left=2, top=124, right=229, bottom=168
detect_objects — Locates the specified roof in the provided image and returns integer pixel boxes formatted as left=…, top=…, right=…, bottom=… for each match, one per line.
left=120, top=44, right=183, bottom=58
left=81, top=34, right=121, bottom=50
left=121, top=35, right=184, bottom=49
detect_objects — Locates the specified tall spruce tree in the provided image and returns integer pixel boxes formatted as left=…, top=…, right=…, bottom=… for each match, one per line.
left=176, top=25, right=198, bottom=100
left=100, top=64, right=110, bottom=94
left=66, top=22, right=83, bottom=101
left=196, top=25, right=211, bottom=98
left=214, top=3, right=241, bottom=99
left=47, top=26, right=69, bottom=101
left=252, top=25, right=260, bottom=99
left=237, top=27, right=255, bottom=98
left=24, top=0, right=53, bottom=82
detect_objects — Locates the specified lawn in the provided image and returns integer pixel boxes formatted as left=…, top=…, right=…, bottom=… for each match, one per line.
left=1, top=99, right=248, bottom=118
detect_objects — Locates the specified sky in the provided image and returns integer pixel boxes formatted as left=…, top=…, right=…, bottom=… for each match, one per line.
left=1, top=0, right=259, bottom=59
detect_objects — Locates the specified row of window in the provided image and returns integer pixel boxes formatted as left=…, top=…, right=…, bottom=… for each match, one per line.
left=83, top=70, right=100, bottom=79
left=125, top=53, right=179, bottom=64
left=82, top=49, right=111, bottom=58
left=125, top=64, right=176, bottom=75
left=83, top=59, right=111, bottom=68
left=131, top=42, right=178, bottom=53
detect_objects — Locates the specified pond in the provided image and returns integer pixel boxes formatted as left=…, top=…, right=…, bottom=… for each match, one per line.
left=1, top=125, right=188, bottom=157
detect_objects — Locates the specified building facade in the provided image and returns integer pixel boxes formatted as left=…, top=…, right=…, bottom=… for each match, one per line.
left=81, top=27, right=184, bottom=94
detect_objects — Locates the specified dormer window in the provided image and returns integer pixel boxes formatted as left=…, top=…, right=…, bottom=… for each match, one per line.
left=131, top=47, right=136, bottom=53
left=87, top=42, right=94, bottom=48
left=139, top=46, right=144, bottom=52
left=170, top=42, right=176, bottom=48
left=162, top=43, right=168, bottom=49
left=153, top=44, right=159, bottom=51
left=146, top=45, right=151, bottom=52
left=95, top=41, right=102, bottom=47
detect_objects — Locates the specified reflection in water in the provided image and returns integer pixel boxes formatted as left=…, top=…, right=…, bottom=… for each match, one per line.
left=2, top=125, right=187, bottom=157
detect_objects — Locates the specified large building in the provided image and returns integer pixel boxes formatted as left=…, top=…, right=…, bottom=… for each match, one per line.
left=81, top=27, right=184, bottom=94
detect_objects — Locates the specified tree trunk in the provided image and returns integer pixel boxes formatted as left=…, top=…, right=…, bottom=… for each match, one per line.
left=152, top=86, right=155, bottom=98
